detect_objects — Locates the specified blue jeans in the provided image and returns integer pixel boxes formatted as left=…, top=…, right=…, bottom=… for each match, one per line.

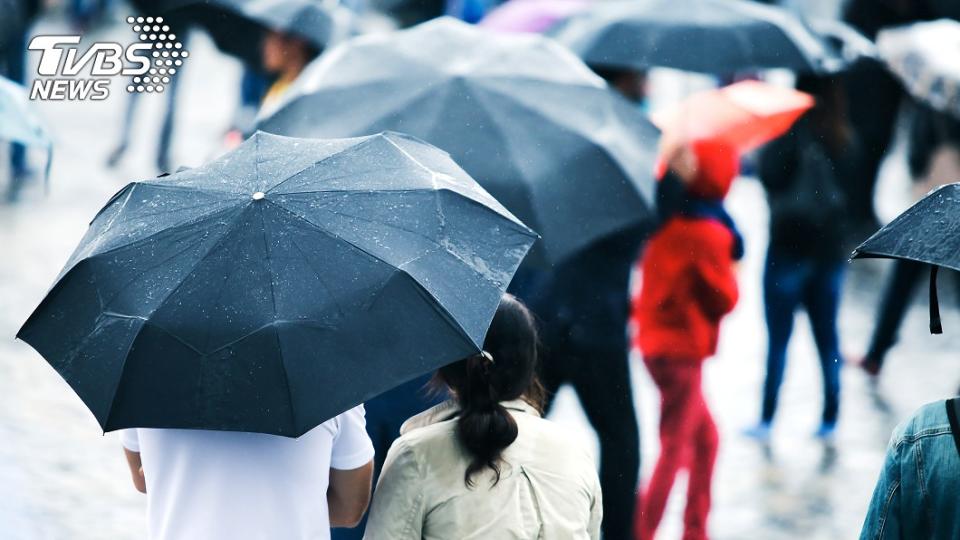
left=761, top=252, right=843, bottom=425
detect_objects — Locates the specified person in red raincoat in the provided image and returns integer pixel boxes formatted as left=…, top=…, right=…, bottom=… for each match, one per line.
left=632, top=138, right=742, bottom=540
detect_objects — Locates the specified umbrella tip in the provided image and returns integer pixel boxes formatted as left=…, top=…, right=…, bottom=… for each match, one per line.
left=252, top=192, right=266, bottom=201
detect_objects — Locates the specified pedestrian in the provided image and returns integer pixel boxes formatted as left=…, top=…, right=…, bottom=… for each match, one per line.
left=744, top=74, right=859, bottom=441
left=860, top=398, right=960, bottom=539
left=841, top=0, right=934, bottom=234
left=120, top=408, right=375, bottom=539
left=363, top=294, right=603, bottom=540
left=633, top=137, right=742, bottom=540
left=857, top=103, right=960, bottom=378
left=258, top=29, right=321, bottom=115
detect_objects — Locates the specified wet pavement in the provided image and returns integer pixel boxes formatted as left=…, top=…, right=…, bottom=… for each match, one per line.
left=3, top=9, right=960, bottom=540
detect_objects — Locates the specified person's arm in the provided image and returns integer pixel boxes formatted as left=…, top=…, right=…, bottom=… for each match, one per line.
left=687, top=224, right=739, bottom=320
left=363, top=439, right=425, bottom=540
left=119, top=429, right=146, bottom=494
left=860, top=433, right=903, bottom=540
left=329, top=461, right=374, bottom=527
left=587, top=475, right=603, bottom=540
left=328, top=405, right=376, bottom=528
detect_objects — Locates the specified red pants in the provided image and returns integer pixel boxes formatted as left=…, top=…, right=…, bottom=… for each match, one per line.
left=636, top=357, right=718, bottom=540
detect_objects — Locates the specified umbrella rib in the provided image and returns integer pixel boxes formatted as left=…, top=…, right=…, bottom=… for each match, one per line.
left=264, top=200, right=478, bottom=345
left=265, top=137, right=378, bottom=195
left=286, top=235, right=348, bottom=320
left=63, top=204, right=244, bottom=289
left=258, top=203, right=299, bottom=434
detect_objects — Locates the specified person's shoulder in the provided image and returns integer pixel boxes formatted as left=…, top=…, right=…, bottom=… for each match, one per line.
left=515, top=414, right=596, bottom=467
left=893, top=400, right=953, bottom=445
left=657, top=218, right=732, bottom=248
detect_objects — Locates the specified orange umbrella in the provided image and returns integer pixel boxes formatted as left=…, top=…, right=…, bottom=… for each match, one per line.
left=651, top=80, right=814, bottom=155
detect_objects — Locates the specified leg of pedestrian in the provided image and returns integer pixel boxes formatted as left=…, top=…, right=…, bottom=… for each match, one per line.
left=570, top=343, right=640, bottom=540
left=803, top=261, right=845, bottom=437
left=681, top=367, right=717, bottom=540
left=639, top=359, right=704, bottom=540
left=861, top=259, right=925, bottom=374
left=750, top=252, right=804, bottom=437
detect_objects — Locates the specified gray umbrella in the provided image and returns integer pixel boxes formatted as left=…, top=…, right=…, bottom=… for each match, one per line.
left=17, top=131, right=537, bottom=436
left=258, top=17, right=659, bottom=265
left=878, top=19, right=960, bottom=120
left=548, top=0, right=850, bottom=74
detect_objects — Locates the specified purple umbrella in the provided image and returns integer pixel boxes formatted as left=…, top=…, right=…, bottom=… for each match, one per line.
left=479, top=0, right=587, bottom=34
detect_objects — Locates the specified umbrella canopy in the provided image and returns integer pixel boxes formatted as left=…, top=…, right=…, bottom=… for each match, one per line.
left=258, top=17, right=659, bottom=265
left=878, top=19, right=960, bottom=120
left=17, top=131, right=537, bottom=437
left=547, top=0, right=851, bottom=74
left=0, top=75, right=51, bottom=150
left=479, top=0, right=588, bottom=34
left=651, top=80, right=813, bottom=154
left=852, top=183, right=960, bottom=334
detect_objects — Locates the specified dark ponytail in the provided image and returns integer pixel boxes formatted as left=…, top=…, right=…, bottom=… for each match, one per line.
left=436, top=294, right=544, bottom=487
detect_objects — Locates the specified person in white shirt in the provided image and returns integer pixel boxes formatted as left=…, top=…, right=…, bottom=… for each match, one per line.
left=121, top=405, right=375, bottom=540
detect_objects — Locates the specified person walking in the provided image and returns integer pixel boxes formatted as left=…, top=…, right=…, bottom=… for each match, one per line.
left=857, top=103, right=960, bottom=378
left=633, top=138, right=742, bottom=540
left=860, top=398, right=960, bottom=539
left=120, top=406, right=375, bottom=540
left=363, top=294, right=603, bottom=540
left=744, top=74, right=859, bottom=441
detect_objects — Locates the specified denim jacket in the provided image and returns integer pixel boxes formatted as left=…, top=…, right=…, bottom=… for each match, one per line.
left=860, top=400, right=960, bottom=539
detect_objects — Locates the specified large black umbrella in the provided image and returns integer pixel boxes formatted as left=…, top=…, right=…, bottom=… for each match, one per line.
left=547, top=0, right=856, bottom=74
left=852, top=183, right=960, bottom=334
left=17, top=131, right=537, bottom=437
left=258, top=17, right=659, bottom=265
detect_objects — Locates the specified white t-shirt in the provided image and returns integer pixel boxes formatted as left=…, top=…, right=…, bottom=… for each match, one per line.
left=120, top=405, right=374, bottom=540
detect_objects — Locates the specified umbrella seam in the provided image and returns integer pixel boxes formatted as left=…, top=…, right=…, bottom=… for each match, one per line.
left=257, top=202, right=299, bottom=433
left=264, top=200, right=480, bottom=347
left=264, top=136, right=379, bottom=195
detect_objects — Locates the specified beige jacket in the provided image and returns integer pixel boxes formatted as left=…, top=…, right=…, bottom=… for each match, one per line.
left=363, top=399, right=602, bottom=540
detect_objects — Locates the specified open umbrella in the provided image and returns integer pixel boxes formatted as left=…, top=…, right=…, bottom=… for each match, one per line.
left=650, top=80, right=814, bottom=154
left=17, top=131, right=537, bottom=437
left=258, top=17, right=659, bottom=265
left=0, top=75, right=52, bottom=181
left=852, top=183, right=960, bottom=334
left=548, top=0, right=854, bottom=74
left=479, top=0, right=588, bottom=34
left=877, top=19, right=960, bottom=120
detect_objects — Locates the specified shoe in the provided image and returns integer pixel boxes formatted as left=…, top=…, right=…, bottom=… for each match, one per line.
left=814, top=423, right=836, bottom=441
left=742, top=422, right=772, bottom=441
left=851, top=355, right=881, bottom=377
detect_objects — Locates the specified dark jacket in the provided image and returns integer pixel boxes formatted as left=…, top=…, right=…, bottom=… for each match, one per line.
left=758, top=118, right=859, bottom=262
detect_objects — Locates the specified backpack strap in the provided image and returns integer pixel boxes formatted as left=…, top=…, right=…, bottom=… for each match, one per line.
left=945, top=398, right=960, bottom=458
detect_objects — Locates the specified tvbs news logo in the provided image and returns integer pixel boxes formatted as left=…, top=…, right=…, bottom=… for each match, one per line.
left=29, top=16, right=189, bottom=101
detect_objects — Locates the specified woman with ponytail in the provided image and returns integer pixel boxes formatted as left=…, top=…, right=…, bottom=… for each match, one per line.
left=363, top=294, right=602, bottom=540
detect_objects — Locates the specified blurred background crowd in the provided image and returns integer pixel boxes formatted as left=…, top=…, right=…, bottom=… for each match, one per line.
left=3, top=0, right=960, bottom=538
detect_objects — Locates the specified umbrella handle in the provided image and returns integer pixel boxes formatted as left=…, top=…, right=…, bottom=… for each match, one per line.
left=931, top=265, right=943, bottom=335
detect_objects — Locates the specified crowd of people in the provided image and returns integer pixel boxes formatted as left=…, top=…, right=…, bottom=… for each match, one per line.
left=5, top=0, right=960, bottom=539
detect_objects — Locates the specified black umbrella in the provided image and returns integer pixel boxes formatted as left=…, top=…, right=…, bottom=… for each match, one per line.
left=547, top=0, right=854, bottom=74
left=258, top=17, right=659, bottom=265
left=852, top=183, right=960, bottom=334
left=17, top=131, right=537, bottom=437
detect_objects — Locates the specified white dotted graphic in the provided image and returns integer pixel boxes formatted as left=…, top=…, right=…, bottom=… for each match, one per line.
left=126, top=15, right=188, bottom=93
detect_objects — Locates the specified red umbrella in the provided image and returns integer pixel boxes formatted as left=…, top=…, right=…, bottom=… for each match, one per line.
left=651, top=80, right=814, bottom=155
